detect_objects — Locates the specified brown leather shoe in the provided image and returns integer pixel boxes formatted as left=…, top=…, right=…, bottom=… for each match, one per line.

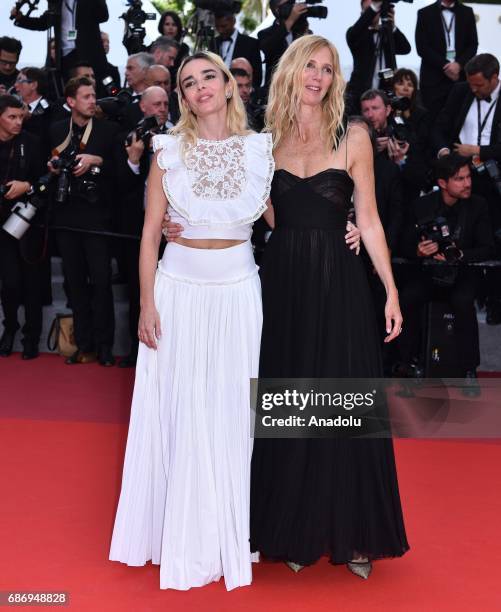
left=65, top=349, right=97, bottom=364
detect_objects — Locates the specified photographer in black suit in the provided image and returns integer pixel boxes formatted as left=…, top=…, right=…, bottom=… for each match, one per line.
left=258, top=0, right=309, bottom=88
left=113, top=86, right=169, bottom=367
left=396, top=154, right=494, bottom=388
left=434, top=54, right=501, bottom=323
left=0, top=95, right=45, bottom=359
left=346, top=0, right=411, bottom=114
left=11, top=0, right=109, bottom=83
left=415, top=0, right=478, bottom=116
left=361, top=89, right=429, bottom=203
left=14, top=67, right=52, bottom=157
left=49, top=76, right=118, bottom=366
left=214, top=9, right=262, bottom=89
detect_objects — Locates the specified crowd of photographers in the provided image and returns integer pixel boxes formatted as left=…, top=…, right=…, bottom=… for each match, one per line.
left=0, top=0, right=500, bottom=389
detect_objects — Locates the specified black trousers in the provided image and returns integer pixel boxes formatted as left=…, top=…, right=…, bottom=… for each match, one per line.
left=55, top=230, right=114, bottom=352
left=0, top=231, right=44, bottom=343
left=397, top=269, right=480, bottom=371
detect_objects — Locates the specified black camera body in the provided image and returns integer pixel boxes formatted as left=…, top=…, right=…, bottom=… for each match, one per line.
left=385, top=121, right=410, bottom=144
left=98, top=77, right=133, bottom=119
left=416, top=216, right=462, bottom=263
left=50, top=148, right=100, bottom=204
left=126, top=115, right=167, bottom=147
left=121, top=0, right=156, bottom=55
left=277, top=0, right=327, bottom=21
left=378, top=68, right=412, bottom=113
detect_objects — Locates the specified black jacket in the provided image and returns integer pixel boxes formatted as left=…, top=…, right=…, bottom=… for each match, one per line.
left=113, top=131, right=150, bottom=236
left=0, top=130, right=43, bottom=199
left=374, top=153, right=404, bottom=253
left=415, top=1, right=478, bottom=89
left=346, top=7, right=411, bottom=101
left=433, top=82, right=501, bottom=162
left=400, top=190, right=494, bottom=263
left=15, top=0, right=109, bottom=79
left=49, top=117, right=118, bottom=230
left=258, top=21, right=302, bottom=88
left=215, top=31, right=262, bottom=89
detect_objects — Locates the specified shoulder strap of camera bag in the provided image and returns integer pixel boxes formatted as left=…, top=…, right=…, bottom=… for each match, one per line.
left=52, top=117, right=93, bottom=156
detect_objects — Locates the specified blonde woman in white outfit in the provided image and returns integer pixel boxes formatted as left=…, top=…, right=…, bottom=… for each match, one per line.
left=109, top=51, right=274, bottom=591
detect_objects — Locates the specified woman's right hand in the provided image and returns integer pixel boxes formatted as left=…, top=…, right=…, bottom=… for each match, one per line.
left=161, top=213, right=184, bottom=241
left=138, top=305, right=162, bottom=349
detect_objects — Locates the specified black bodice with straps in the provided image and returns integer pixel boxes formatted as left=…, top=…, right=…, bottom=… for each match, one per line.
left=271, top=168, right=355, bottom=231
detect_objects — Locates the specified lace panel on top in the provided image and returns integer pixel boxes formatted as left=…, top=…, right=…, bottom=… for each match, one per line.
left=185, top=136, right=246, bottom=200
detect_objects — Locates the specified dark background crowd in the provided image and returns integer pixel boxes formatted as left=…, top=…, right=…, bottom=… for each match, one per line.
left=0, top=0, right=500, bottom=393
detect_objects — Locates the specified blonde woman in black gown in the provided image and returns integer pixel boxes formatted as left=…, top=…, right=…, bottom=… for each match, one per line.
left=249, top=35, right=409, bottom=578
left=164, top=36, right=409, bottom=580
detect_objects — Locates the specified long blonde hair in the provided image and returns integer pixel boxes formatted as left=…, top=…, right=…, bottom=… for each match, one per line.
left=265, top=35, right=345, bottom=151
left=171, top=51, right=250, bottom=148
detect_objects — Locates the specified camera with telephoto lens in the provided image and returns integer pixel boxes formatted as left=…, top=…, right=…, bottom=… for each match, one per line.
left=50, top=146, right=79, bottom=204
left=277, top=0, right=327, bottom=20
left=126, top=115, right=167, bottom=147
left=50, top=148, right=101, bottom=204
left=97, top=76, right=133, bottom=118
left=2, top=172, right=52, bottom=240
left=121, top=0, right=156, bottom=54
left=416, top=216, right=462, bottom=263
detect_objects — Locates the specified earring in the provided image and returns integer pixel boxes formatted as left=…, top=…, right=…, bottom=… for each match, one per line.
left=226, top=91, right=232, bottom=99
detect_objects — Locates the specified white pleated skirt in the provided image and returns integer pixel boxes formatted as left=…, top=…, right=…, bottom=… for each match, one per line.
left=109, top=240, right=262, bottom=591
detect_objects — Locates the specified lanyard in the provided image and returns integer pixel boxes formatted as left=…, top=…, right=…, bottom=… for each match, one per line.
left=476, top=98, right=497, bottom=146
left=440, top=12, right=455, bottom=48
left=64, top=0, right=77, bottom=29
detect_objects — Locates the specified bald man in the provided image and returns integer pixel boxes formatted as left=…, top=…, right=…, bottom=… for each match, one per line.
left=139, top=85, right=169, bottom=127
left=145, top=64, right=171, bottom=95
left=231, top=57, right=253, bottom=82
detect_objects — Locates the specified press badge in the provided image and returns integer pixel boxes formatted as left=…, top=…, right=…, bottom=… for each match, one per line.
left=446, top=49, right=456, bottom=62
left=67, top=29, right=77, bottom=41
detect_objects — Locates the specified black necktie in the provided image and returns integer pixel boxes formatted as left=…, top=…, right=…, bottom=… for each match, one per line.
left=441, top=3, right=456, bottom=12
left=484, top=95, right=492, bottom=103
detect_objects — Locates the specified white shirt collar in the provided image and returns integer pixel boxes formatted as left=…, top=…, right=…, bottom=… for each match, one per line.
left=28, top=96, right=43, bottom=112
left=481, top=79, right=501, bottom=104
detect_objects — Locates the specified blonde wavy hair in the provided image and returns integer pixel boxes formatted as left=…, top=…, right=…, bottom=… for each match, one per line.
left=265, top=35, right=345, bottom=151
left=170, top=51, right=251, bottom=148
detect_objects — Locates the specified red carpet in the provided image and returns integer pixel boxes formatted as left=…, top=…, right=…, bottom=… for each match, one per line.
left=0, top=354, right=500, bottom=611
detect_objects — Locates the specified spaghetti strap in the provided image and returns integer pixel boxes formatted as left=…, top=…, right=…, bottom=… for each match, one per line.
left=345, top=127, right=350, bottom=170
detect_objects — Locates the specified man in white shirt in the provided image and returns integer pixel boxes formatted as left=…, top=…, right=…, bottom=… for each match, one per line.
left=14, top=67, right=51, bottom=155
left=415, top=0, right=478, bottom=116
left=12, top=0, right=109, bottom=84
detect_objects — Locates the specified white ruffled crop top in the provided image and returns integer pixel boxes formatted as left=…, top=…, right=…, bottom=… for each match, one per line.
left=152, top=132, right=275, bottom=240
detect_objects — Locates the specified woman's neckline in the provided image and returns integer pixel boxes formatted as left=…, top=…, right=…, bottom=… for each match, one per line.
left=196, top=134, right=239, bottom=144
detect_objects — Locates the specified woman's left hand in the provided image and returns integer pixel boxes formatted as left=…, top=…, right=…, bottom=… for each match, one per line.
left=345, top=220, right=361, bottom=255
left=384, top=292, right=403, bottom=343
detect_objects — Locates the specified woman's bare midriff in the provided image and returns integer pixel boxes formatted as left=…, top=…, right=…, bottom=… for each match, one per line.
left=173, top=238, right=246, bottom=250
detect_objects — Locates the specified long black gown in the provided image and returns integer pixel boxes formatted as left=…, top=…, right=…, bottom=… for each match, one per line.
left=250, top=168, right=409, bottom=566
